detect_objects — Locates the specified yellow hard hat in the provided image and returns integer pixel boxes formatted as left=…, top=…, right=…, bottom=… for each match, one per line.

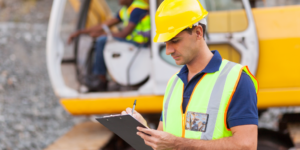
left=153, top=0, right=208, bottom=43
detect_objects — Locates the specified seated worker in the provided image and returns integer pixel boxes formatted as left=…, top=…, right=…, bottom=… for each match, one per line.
left=68, top=0, right=150, bottom=91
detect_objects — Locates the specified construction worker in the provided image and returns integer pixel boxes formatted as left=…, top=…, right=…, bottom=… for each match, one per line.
left=122, top=0, right=258, bottom=149
left=68, top=0, right=150, bottom=91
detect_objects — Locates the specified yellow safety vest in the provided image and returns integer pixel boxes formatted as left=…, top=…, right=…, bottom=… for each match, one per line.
left=162, top=59, right=258, bottom=140
left=119, top=0, right=151, bottom=44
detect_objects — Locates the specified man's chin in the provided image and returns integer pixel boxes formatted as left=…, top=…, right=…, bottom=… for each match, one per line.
left=175, top=61, right=184, bottom=66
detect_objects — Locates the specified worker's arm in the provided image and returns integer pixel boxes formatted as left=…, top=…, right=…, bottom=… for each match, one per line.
left=68, top=17, right=120, bottom=44
left=81, top=17, right=120, bottom=34
left=137, top=125, right=257, bottom=150
left=112, top=22, right=136, bottom=38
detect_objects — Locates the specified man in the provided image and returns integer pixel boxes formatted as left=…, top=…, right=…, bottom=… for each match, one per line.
left=122, top=0, right=258, bottom=149
left=68, top=0, right=150, bottom=91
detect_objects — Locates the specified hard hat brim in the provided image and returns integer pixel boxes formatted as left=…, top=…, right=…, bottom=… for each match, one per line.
left=153, top=26, right=186, bottom=43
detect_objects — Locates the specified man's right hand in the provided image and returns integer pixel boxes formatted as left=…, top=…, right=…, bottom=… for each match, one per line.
left=121, top=107, right=148, bottom=127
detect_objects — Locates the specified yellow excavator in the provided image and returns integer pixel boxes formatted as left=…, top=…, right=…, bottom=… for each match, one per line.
left=45, top=0, right=300, bottom=149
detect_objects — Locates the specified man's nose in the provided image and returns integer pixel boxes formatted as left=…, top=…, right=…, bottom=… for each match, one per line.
left=165, top=43, right=175, bottom=55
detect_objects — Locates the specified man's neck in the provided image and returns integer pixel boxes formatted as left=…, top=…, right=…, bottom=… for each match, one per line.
left=186, top=44, right=213, bottom=79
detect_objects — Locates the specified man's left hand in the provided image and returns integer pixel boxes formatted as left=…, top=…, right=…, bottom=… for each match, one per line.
left=137, top=127, right=178, bottom=150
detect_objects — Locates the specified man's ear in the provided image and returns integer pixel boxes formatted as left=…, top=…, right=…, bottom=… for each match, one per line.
left=195, top=25, right=203, bottom=40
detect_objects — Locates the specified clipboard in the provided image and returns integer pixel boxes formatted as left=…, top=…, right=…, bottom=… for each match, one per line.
left=96, top=114, right=152, bottom=150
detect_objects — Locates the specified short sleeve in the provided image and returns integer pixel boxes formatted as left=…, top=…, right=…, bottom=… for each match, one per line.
left=227, top=72, right=258, bottom=128
left=115, top=10, right=121, bottom=21
left=129, top=8, right=148, bottom=24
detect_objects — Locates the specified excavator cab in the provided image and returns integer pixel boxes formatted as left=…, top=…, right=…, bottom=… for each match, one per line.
left=46, top=0, right=258, bottom=114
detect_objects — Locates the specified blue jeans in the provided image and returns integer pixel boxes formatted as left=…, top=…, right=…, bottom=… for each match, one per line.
left=93, top=36, right=146, bottom=75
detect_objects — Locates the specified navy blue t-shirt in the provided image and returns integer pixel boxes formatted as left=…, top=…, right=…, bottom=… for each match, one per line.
left=160, top=50, right=258, bottom=128
left=116, top=8, right=148, bottom=25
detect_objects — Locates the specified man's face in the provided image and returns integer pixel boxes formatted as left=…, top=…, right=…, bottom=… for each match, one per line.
left=165, top=29, right=199, bottom=65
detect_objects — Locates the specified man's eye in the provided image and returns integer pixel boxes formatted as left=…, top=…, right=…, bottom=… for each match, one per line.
left=171, top=40, right=179, bottom=43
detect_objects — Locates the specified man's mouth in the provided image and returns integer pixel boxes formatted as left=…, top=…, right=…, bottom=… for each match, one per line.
left=172, top=55, right=180, bottom=60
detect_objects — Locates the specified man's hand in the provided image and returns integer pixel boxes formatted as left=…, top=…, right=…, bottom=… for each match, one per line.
left=121, top=107, right=147, bottom=127
left=68, top=31, right=81, bottom=45
left=137, top=127, right=178, bottom=150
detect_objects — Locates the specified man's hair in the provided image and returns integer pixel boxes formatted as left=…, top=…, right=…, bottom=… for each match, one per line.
left=182, top=23, right=206, bottom=39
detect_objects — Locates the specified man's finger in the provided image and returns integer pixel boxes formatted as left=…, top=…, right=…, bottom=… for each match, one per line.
left=121, top=111, right=127, bottom=115
left=126, top=107, right=132, bottom=114
left=133, top=114, right=137, bottom=118
left=144, top=139, right=156, bottom=149
left=137, top=131, right=155, bottom=143
left=137, top=127, right=153, bottom=134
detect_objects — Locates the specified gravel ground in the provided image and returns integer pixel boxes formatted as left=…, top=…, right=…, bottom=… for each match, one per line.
left=0, top=0, right=88, bottom=150
left=0, top=21, right=80, bottom=150
left=0, top=0, right=299, bottom=150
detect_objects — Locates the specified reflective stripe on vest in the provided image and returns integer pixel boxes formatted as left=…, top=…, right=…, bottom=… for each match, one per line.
left=119, top=0, right=151, bottom=44
left=162, top=59, right=258, bottom=140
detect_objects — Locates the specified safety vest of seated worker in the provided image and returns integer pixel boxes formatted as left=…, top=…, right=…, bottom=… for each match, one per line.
left=119, top=0, right=151, bottom=44
left=162, top=59, right=258, bottom=140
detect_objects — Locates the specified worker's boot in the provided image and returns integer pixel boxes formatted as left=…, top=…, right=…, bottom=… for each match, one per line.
left=83, top=74, right=107, bottom=92
left=97, top=75, right=108, bottom=91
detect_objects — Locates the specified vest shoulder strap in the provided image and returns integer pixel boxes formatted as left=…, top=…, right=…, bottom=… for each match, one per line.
left=119, top=1, right=149, bottom=21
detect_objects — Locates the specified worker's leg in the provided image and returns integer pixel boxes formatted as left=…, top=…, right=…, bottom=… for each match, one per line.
left=90, top=35, right=108, bottom=91
left=93, top=36, right=107, bottom=77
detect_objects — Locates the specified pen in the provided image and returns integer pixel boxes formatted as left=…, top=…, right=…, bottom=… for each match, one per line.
left=132, top=99, right=137, bottom=115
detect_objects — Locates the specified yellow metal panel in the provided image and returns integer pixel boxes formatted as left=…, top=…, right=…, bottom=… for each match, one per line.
left=68, top=0, right=80, bottom=12
left=208, top=44, right=241, bottom=63
left=94, top=0, right=113, bottom=23
left=208, top=6, right=300, bottom=108
left=255, top=38, right=300, bottom=89
left=86, top=10, right=98, bottom=28
left=61, top=96, right=164, bottom=115
left=252, top=6, right=300, bottom=40
left=208, top=10, right=248, bottom=33
left=229, top=10, right=248, bottom=32
left=231, top=48, right=241, bottom=63
left=210, top=44, right=230, bottom=59
left=252, top=6, right=300, bottom=89
left=68, top=0, right=110, bottom=27
left=208, top=12, right=229, bottom=33
left=86, top=0, right=113, bottom=28
left=60, top=88, right=300, bottom=114
left=257, top=88, right=300, bottom=109
left=252, top=5, right=300, bottom=108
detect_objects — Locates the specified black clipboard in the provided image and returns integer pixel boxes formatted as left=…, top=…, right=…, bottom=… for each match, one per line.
left=96, top=114, right=152, bottom=150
